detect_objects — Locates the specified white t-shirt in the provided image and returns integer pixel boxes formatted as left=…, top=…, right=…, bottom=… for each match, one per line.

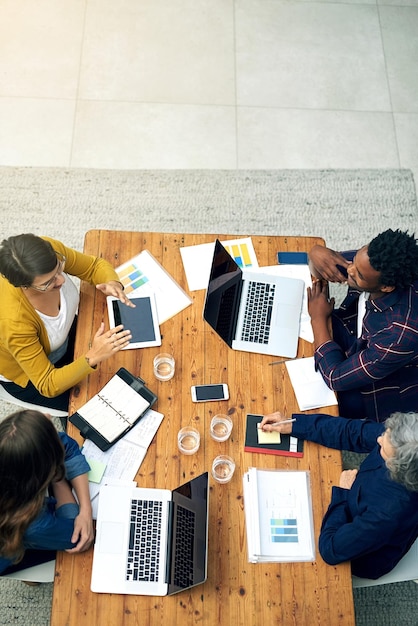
left=357, top=291, right=370, bottom=338
left=36, top=274, right=80, bottom=363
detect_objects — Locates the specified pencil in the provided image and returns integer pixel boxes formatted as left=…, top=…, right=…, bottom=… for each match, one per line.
left=257, top=418, right=296, bottom=428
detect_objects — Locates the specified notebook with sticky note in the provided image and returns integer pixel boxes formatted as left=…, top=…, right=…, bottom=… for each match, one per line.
left=244, top=414, right=303, bottom=458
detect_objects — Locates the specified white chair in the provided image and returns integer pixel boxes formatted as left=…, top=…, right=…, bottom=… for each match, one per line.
left=352, top=537, right=418, bottom=588
left=0, top=384, right=68, bottom=419
left=2, top=559, right=56, bottom=583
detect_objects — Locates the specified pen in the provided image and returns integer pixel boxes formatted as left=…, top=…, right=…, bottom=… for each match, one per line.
left=268, top=359, right=289, bottom=366
left=257, top=418, right=296, bottom=428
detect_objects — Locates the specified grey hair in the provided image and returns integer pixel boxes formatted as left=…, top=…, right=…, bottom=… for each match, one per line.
left=385, top=412, right=418, bottom=492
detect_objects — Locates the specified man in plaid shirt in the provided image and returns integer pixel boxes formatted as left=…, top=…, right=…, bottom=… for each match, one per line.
left=307, top=229, right=418, bottom=422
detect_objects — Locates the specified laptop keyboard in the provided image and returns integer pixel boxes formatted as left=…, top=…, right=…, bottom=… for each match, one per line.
left=173, top=505, right=196, bottom=588
left=126, top=499, right=163, bottom=582
left=241, top=281, right=275, bottom=344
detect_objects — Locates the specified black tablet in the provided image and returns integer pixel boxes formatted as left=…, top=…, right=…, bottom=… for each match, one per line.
left=107, top=294, right=161, bottom=349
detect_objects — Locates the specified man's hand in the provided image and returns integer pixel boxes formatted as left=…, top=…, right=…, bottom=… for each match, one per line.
left=307, top=280, right=334, bottom=348
left=307, top=280, right=335, bottom=322
left=309, top=245, right=350, bottom=283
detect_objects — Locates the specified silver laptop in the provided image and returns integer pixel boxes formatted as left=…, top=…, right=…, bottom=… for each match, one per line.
left=91, top=473, right=209, bottom=596
left=203, top=240, right=304, bottom=358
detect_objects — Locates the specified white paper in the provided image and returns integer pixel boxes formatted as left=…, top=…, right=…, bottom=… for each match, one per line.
left=115, top=250, right=192, bottom=324
left=285, top=357, right=338, bottom=410
left=244, top=468, right=315, bottom=563
left=82, top=409, right=164, bottom=510
left=180, top=237, right=259, bottom=291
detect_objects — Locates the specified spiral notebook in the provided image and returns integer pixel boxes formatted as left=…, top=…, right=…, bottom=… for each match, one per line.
left=69, top=368, right=157, bottom=451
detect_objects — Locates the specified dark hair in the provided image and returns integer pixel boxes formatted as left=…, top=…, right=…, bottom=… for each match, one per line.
left=0, top=410, right=65, bottom=561
left=368, top=229, right=418, bottom=289
left=385, top=412, right=418, bottom=492
left=0, top=234, right=57, bottom=287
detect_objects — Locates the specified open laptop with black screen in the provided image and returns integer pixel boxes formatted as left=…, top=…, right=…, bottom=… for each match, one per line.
left=91, top=473, right=209, bottom=596
left=203, top=240, right=304, bottom=358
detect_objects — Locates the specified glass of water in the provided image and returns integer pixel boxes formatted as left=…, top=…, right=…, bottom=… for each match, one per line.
left=177, top=427, right=200, bottom=455
left=153, top=353, right=175, bottom=381
left=210, top=414, right=233, bottom=442
left=211, top=455, right=235, bottom=483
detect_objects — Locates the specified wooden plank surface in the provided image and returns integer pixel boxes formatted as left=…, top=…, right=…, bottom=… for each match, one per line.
left=51, top=231, right=355, bottom=626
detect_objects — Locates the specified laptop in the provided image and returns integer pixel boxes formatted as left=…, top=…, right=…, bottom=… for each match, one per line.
left=91, top=473, right=209, bottom=596
left=203, top=240, right=304, bottom=358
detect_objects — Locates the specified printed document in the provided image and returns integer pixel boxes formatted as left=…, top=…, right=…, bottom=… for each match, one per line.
left=115, top=250, right=192, bottom=323
left=285, top=356, right=338, bottom=410
left=243, top=468, right=315, bottom=563
left=82, top=409, right=164, bottom=517
left=180, top=237, right=259, bottom=291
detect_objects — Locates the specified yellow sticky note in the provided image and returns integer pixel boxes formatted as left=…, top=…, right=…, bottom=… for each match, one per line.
left=87, top=459, right=107, bottom=484
left=257, top=427, right=281, bottom=444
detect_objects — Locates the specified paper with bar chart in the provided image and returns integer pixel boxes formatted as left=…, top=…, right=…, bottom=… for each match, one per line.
left=180, top=237, right=259, bottom=291
left=115, top=250, right=192, bottom=324
left=243, top=468, right=315, bottom=562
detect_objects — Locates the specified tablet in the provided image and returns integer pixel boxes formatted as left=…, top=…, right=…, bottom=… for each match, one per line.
left=106, top=294, right=161, bottom=349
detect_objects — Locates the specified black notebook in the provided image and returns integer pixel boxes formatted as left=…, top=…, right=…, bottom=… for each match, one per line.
left=69, top=368, right=157, bottom=451
left=244, top=413, right=303, bottom=458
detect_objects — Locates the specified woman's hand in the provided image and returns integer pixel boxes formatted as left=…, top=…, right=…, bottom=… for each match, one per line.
left=309, top=245, right=349, bottom=283
left=96, top=280, right=135, bottom=308
left=86, top=323, right=132, bottom=367
left=66, top=473, right=94, bottom=553
left=339, top=469, right=358, bottom=490
left=258, top=411, right=293, bottom=434
left=66, top=509, right=94, bottom=553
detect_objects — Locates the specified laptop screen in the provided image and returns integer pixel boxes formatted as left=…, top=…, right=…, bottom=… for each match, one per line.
left=167, top=472, right=209, bottom=595
left=203, top=240, right=242, bottom=347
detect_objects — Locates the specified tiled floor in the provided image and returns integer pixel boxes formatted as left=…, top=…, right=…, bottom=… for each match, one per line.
left=0, top=0, right=417, bottom=181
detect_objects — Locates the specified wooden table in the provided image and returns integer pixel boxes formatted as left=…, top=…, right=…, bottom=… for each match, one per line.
left=51, top=231, right=355, bottom=626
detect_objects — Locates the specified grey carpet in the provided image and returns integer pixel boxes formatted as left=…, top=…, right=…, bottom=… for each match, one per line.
left=0, top=167, right=417, bottom=626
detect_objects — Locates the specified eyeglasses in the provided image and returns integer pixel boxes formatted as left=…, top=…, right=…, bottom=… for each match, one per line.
left=29, top=253, right=66, bottom=292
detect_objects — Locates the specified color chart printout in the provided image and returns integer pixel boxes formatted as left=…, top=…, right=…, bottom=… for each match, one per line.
left=269, top=490, right=299, bottom=544
left=180, top=237, right=259, bottom=292
left=222, top=240, right=256, bottom=269
left=116, top=250, right=192, bottom=324
left=117, top=262, right=149, bottom=294
left=256, top=470, right=315, bottom=561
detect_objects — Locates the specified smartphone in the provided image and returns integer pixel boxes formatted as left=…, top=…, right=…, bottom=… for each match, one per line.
left=191, top=384, right=229, bottom=402
left=277, top=251, right=309, bottom=265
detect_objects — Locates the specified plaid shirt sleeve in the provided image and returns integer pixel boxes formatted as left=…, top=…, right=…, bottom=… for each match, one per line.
left=315, top=284, right=418, bottom=391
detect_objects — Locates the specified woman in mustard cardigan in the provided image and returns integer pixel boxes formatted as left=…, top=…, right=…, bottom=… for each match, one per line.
left=0, top=234, right=133, bottom=411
